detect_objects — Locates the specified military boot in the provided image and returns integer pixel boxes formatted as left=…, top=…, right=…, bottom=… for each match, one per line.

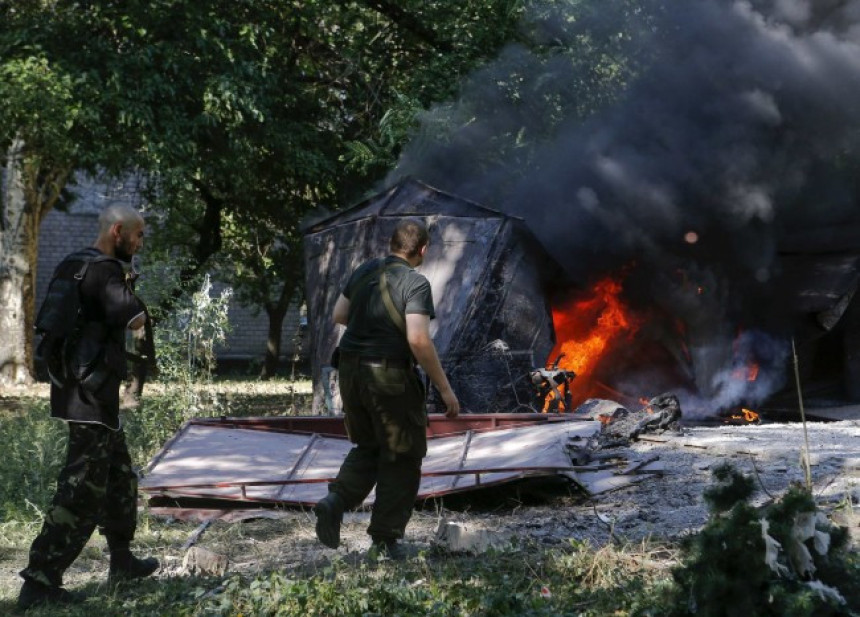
left=108, top=552, right=159, bottom=583
left=369, top=537, right=407, bottom=561
left=17, top=579, right=85, bottom=611
left=314, top=492, right=345, bottom=549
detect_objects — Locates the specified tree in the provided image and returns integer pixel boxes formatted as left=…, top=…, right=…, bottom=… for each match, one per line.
left=0, top=3, right=120, bottom=384
left=137, top=0, right=531, bottom=378
left=0, top=0, right=540, bottom=383
left=0, top=0, right=339, bottom=382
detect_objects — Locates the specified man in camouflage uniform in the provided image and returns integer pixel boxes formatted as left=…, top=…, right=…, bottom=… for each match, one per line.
left=314, top=218, right=460, bottom=559
left=18, top=205, right=158, bottom=610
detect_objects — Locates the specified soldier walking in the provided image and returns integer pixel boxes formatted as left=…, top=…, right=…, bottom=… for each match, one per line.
left=314, top=217, right=460, bottom=559
left=18, top=204, right=158, bottom=610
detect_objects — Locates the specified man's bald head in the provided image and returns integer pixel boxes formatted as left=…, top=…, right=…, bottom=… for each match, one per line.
left=95, top=205, right=145, bottom=262
left=98, top=204, right=144, bottom=234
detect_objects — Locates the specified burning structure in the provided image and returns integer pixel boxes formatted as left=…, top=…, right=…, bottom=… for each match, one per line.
left=382, top=0, right=860, bottom=418
left=299, top=2, right=860, bottom=420
left=302, top=174, right=860, bottom=419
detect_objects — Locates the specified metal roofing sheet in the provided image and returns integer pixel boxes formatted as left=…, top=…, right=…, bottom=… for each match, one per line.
left=140, top=419, right=602, bottom=507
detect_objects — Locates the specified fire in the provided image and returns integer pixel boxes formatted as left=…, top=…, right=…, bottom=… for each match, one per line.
left=726, top=407, right=760, bottom=424
left=747, top=364, right=759, bottom=382
left=548, top=276, right=643, bottom=408
left=740, top=408, right=759, bottom=422
left=731, top=362, right=759, bottom=382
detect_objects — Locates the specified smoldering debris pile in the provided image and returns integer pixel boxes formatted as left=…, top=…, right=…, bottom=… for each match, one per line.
left=546, top=393, right=684, bottom=498
left=577, top=393, right=684, bottom=448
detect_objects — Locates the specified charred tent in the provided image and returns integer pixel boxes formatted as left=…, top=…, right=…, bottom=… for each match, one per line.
left=302, top=178, right=563, bottom=414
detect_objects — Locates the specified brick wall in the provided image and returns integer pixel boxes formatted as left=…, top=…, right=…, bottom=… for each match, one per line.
left=35, top=185, right=308, bottom=369
left=208, top=280, right=308, bottom=361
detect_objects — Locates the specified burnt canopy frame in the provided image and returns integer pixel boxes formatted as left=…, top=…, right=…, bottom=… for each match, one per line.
left=302, top=178, right=565, bottom=414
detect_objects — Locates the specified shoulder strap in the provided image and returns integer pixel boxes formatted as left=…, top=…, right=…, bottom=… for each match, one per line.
left=348, top=258, right=409, bottom=335
left=379, top=264, right=407, bottom=335
left=70, top=250, right=122, bottom=282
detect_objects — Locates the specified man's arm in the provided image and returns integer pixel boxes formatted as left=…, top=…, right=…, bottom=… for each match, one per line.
left=406, top=313, right=460, bottom=418
left=333, top=294, right=350, bottom=326
left=95, top=262, right=146, bottom=329
left=127, top=312, right=146, bottom=330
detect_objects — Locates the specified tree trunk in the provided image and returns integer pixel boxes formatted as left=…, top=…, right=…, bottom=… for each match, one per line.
left=261, top=304, right=287, bottom=380
left=260, top=278, right=299, bottom=380
left=153, top=182, right=223, bottom=319
left=0, top=139, right=70, bottom=387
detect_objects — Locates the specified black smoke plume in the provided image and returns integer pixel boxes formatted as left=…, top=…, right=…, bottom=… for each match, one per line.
left=392, top=0, right=860, bottom=413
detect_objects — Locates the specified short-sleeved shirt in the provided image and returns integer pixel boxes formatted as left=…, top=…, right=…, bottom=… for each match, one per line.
left=338, top=255, right=434, bottom=361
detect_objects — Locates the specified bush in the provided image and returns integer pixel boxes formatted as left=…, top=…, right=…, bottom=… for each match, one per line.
left=666, top=463, right=858, bottom=617
left=123, top=272, right=234, bottom=462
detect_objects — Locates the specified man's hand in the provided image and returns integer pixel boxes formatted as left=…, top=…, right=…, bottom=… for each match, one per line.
left=406, top=313, right=460, bottom=419
left=128, top=313, right=147, bottom=331
left=440, top=388, right=460, bottom=418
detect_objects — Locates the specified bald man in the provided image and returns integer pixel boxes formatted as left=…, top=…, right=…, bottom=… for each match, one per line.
left=18, top=205, right=158, bottom=610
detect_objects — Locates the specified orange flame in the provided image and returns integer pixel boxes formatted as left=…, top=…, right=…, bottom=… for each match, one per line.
left=741, top=408, right=759, bottom=422
left=549, top=276, right=643, bottom=407
left=541, top=382, right=570, bottom=413
left=731, top=363, right=760, bottom=382
left=726, top=408, right=760, bottom=423
left=747, top=364, right=759, bottom=382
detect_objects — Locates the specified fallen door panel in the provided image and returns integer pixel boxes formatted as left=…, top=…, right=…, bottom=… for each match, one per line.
left=140, top=419, right=602, bottom=507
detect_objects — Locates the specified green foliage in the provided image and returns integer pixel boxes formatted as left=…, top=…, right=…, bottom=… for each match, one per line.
left=702, top=462, right=756, bottom=513
left=665, top=466, right=859, bottom=617
left=0, top=528, right=675, bottom=615
left=0, top=400, right=66, bottom=522
left=135, top=248, right=232, bottom=387
left=123, top=272, right=233, bottom=459
left=197, top=543, right=667, bottom=617
left=153, top=273, right=232, bottom=387
left=0, top=55, right=80, bottom=163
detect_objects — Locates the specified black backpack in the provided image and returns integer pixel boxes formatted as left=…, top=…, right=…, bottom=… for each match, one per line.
left=35, top=248, right=119, bottom=387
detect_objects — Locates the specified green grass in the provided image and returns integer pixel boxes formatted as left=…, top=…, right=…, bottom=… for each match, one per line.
left=0, top=397, right=67, bottom=522
left=0, top=539, right=676, bottom=616
left=190, top=543, right=675, bottom=617
left=2, top=379, right=856, bottom=616
left=0, top=381, right=314, bottom=523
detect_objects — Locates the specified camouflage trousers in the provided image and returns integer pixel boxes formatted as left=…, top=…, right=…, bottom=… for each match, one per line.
left=329, top=353, right=427, bottom=541
left=21, top=422, right=138, bottom=587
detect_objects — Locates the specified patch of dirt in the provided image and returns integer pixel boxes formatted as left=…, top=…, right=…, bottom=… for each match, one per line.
left=0, top=383, right=50, bottom=416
